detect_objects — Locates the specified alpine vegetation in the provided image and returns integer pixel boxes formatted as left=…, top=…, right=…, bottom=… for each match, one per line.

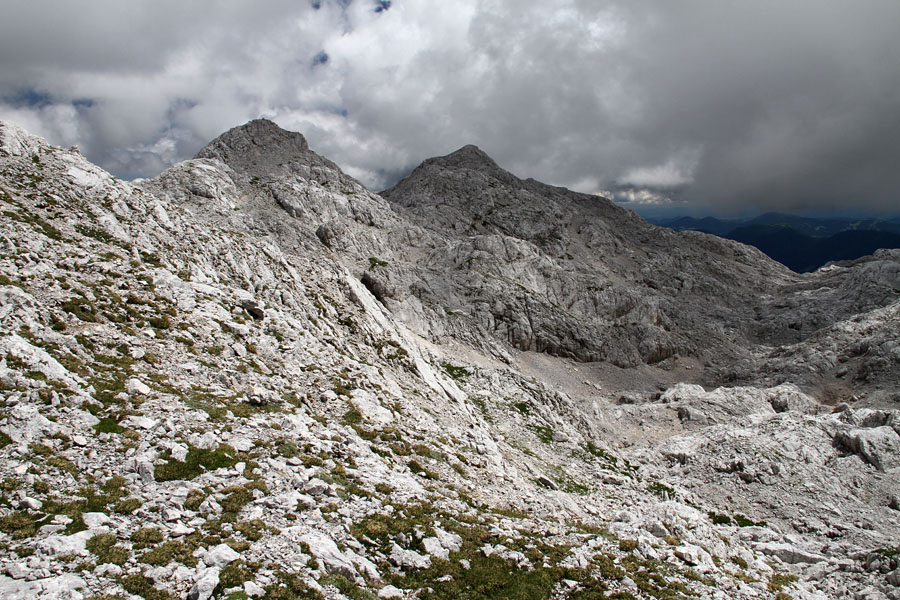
left=1, top=119, right=899, bottom=600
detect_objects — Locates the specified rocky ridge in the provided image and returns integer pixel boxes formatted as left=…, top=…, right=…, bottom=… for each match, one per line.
left=0, top=119, right=898, bottom=600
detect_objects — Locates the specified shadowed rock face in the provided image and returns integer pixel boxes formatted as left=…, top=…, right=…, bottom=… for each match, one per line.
left=186, top=119, right=900, bottom=375
left=378, top=128, right=900, bottom=372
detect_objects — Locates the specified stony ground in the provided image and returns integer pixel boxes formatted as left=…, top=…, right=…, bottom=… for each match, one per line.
left=1, top=120, right=899, bottom=600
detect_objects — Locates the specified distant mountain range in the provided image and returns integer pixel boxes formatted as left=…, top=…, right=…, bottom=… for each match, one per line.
left=651, top=212, right=900, bottom=272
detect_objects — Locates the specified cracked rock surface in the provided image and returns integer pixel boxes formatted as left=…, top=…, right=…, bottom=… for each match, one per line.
left=1, top=119, right=899, bottom=600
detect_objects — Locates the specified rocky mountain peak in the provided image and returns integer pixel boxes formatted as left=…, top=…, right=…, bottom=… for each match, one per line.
left=430, top=143, right=500, bottom=172
left=194, top=118, right=326, bottom=178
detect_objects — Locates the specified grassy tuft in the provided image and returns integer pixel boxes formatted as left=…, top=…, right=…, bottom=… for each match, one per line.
left=154, top=444, right=239, bottom=481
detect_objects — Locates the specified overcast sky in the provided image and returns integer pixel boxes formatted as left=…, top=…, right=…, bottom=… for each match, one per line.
left=2, top=1, right=899, bottom=216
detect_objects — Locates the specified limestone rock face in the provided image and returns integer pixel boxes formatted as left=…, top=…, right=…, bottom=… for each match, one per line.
left=2, top=118, right=900, bottom=600
left=381, top=139, right=900, bottom=371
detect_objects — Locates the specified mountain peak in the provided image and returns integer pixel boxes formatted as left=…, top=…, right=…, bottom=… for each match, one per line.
left=194, top=118, right=313, bottom=175
left=429, top=143, right=501, bottom=172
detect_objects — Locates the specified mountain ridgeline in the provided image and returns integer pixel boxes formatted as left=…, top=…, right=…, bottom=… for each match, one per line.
left=2, top=119, right=900, bottom=600
left=654, top=213, right=900, bottom=272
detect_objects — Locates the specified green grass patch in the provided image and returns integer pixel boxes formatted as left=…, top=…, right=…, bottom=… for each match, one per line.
left=121, top=573, right=177, bottom=600
left=140, top=540, right=198, bottom=567
left=265, top=571, right=324, bottom=600
left=528, top=425, right=554, bottom=444
left=440, top=362, right=471, bottom=381
left=733, top=514, right=766, bottom=528
left=648, top=482, right=674, bottom=499
left=0, top=512, right=39, bottom=540
left=154, top=444, right=239, bottom=481
left=93, top=417, right=126, bottom=434
left=320, top=573, right=378, bottom=600
left=708, top=512, right=732, bottom=525
left=61, top=298, right=98, bottom=322
left=769, top=572, right=798, bottom=592
left=86, top=533, right=128, bottom=565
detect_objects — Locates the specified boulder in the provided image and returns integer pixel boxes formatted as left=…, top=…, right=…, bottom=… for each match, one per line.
left=240, top=299, right=265, bottom=320
left=300, top=532, right=358, bottom=578
left=835, top=426, right=900, bottom=471
left=127, top=378, right=152, bottom=396
left=188, top=567, right=221, bottom=600
left=203, top=543, right=241, bottom=568
left=755, top=542, right=826, bottom=564
left=389, top=543, right=431, bottom=570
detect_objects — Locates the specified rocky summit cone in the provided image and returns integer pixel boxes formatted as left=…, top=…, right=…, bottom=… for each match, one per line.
left=1, top=119, right=900, bottom=600
left=196, top=118, right=310, bottom=167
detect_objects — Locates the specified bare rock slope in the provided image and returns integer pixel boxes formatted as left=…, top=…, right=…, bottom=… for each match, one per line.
left=0, top=119, right=899, bottom=600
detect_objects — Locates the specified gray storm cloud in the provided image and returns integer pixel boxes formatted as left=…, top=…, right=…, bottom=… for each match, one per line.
left=1, top=0, right=898, bottom=215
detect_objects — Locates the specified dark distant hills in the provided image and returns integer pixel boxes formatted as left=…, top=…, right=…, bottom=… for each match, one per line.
left=652, top=212, right=900, bottom=272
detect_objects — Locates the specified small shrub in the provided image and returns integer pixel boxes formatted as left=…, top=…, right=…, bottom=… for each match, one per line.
left=121, top=574, right=176, bottom=600
left=709, top=511, right=732, bottom=525
left=141, top=540, right=197, bottom=567
left=769, top=573, right=798, bottom=592
left=734, top=514, right=765, bottom=528
left=93, top=417, right=126, bottom=434
left=62, top=298, right=97, bottom=322
left=265, top=571, right=324, bottom=600
left=113, top=498, right=142, bottom=514
left=147, top=315, right=171, bottom=330
left=86, top=533, right=128, bottom=565
left=184, top=489, right=206, bottom=511
left=0, top=512, right=38, bottom=539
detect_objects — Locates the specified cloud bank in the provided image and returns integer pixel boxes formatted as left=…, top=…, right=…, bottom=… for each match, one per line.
left=2, top=0, right=899, bottom=215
